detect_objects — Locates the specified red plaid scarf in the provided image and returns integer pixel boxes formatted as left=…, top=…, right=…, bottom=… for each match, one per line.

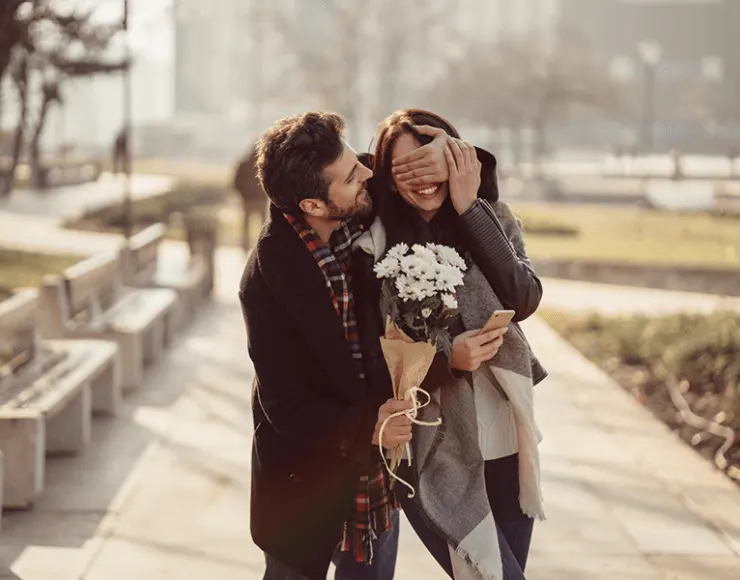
left=284, top=213, right=396, bottom=563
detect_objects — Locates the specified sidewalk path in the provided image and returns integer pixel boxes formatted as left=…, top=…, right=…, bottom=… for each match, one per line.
left=0, top=173, right=174, bottom=220
left=1, top=246, right=739, bottom=579
left=540, top=277, right=740, bottom=316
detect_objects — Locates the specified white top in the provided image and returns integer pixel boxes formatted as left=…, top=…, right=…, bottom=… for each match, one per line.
left=473, top=370, right=519, bottom=461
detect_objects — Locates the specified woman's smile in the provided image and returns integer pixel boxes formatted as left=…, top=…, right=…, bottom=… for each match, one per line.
left=414, top=184, right=441, bottom=197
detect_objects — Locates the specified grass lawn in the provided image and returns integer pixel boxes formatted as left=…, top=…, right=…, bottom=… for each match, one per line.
left=0, top=249, right=81, bottom=297
left=512, top=202, right=740, bottom=270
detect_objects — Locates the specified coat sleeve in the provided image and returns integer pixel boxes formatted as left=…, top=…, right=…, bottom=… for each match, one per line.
left=458, top=199, right=543, bottom=322
left=239, top=265, right=376, bottom=465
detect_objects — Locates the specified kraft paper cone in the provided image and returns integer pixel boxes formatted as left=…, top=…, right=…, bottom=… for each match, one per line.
left=379, top=317, right=437, bottom=473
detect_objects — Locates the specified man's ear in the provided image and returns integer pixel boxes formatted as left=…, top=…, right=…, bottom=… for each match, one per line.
left=298, top=198, right=327, bottom=218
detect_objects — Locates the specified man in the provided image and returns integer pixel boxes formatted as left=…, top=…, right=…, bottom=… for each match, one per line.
left=239, top=112, right=416, bottom=580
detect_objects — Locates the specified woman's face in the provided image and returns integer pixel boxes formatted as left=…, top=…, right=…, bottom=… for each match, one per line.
left=390, top=132, right=449, bottom=222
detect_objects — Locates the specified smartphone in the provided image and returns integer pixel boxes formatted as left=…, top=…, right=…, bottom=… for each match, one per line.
left=481, top=310, right=516, bottom=333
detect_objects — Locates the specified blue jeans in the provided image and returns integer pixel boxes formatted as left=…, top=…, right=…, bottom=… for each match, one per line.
left=399, top=454, right=534, bottom=580
left=263, top=509, right=400, bottom=580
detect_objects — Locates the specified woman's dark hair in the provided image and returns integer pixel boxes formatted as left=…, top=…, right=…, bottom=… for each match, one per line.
left=370, top=109, right=466, bottom=253
left=256, top=112, right=344, bottom=215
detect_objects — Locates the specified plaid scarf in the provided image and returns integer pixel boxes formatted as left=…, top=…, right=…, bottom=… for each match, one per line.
left=284, top=213, right=396, bottom=563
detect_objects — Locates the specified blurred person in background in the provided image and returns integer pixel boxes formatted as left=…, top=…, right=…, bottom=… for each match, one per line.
left=233, top=146, right=269, bottom=252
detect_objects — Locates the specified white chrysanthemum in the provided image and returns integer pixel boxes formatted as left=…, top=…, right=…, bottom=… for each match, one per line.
left=421, top=308, right=433, bottom=319
left=441, top=294, right=458, bottom=310
left=374, top=257, right=400, bottom=279
left=399, top=255, right=427, bottom=278
left=415, top=278, right=437, bottom=299
left=412, top=244, right=438, bottom=264
left=395, top=275, right=415, bottom=302
left=432, top=244, right=467, bottom=271
left=387, top=243, right=409, bottom=261
left=435, top=264, right=465, bottom=293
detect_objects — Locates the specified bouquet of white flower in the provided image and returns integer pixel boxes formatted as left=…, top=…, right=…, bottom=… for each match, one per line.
left=373, top=243, right=467, bottom=495
left=375, top=242, right=467, bottom=344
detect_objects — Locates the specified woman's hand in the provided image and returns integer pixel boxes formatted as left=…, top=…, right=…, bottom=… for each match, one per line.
left=450, top=327, right=508, bottom=372
left=445, top=138, right=482, bottom=215
left=392, top=125, right=450, bottom=187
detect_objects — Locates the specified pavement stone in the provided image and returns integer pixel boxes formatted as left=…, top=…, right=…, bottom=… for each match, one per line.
left=540, top=277, right=740, bottom=316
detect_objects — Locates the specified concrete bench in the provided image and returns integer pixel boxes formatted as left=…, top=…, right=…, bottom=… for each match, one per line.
left=40, top=250, right=177, bottom=391
left=123, top=223, right=209, bottom=332
left=0, top=289, right=120, bottom=513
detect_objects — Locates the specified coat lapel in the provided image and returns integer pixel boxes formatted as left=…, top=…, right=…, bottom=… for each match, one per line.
left=257, top=206, right=364, bottom=403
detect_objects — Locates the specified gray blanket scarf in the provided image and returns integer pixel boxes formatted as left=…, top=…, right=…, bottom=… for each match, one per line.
left=412, top=258, right=546, bottom=580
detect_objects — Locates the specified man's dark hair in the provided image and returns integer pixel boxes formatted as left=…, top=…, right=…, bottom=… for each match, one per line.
left=255, top=112, right=345, bottom=215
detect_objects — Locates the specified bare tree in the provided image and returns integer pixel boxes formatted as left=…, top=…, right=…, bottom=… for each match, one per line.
left=0, top=1, right=126, bottom=194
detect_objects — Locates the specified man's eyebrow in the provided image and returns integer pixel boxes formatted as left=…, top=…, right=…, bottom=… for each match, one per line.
left=345, top=163, right=357, bottom=183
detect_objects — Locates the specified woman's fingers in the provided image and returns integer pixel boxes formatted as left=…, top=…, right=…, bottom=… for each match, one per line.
left=473, top=337, right=504, bottom=362
left=467, top=327, right=508, bottom=348
left=449, top=138, right=466, bottom=171
left=444, top=145, right=459, bottom=177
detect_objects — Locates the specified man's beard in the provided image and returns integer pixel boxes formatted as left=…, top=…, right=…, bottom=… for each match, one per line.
left=326, top=188, right=373, bottom=221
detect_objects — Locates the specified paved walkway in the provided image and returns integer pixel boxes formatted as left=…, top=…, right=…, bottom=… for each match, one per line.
left=540, top=277, right=740, bottom=316
left=0, top=173, right=174, bottom=220
left=1, top=246, right=740, bottom=579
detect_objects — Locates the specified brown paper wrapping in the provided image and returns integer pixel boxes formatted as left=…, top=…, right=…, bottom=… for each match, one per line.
left=379, top=318, right=437, bottom=474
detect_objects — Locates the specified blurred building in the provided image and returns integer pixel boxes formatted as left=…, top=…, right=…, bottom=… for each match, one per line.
left=559, top=0, right=740, bottom=152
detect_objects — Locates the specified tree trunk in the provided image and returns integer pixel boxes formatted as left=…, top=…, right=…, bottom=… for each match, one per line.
left=3, top=67, right=28, bottom=197
left=0, top=76, right=8, bottom=196
left=29, top=94, right=53, bottom=189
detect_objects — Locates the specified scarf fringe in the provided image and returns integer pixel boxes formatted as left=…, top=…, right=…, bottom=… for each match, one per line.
left=453, top=543, right=501, bottom=580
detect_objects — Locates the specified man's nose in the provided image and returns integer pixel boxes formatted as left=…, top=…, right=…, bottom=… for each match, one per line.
left=361, top=165, right=374, bottom=180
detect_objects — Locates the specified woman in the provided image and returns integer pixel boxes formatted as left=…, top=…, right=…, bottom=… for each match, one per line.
left=353, top=109, right=547, bottom=580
